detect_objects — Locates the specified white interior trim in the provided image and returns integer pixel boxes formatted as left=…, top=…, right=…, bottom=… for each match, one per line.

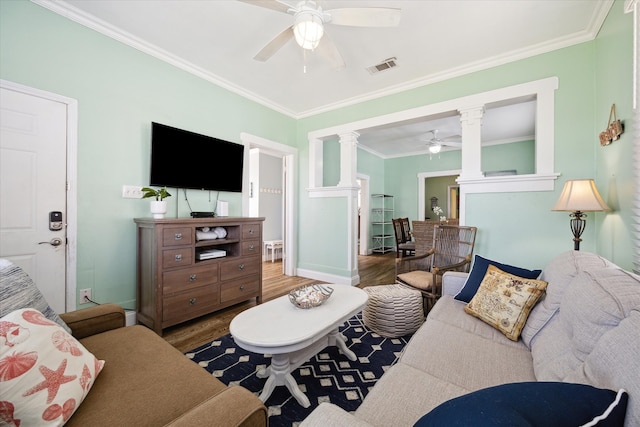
left=357, top=174, right=371, bottom=256
left=241, top=132, right=297, bottom=276
left=308, top=77, right=559, bottom=196
left=0, top=79, right=79, bottom=311
left=33, top=0, right=612, bottom=119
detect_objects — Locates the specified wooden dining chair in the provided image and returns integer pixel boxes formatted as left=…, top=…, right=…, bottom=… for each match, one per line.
left=393, top=218, right=415, bottom=258
left=396, top=225, right=477, bottom=312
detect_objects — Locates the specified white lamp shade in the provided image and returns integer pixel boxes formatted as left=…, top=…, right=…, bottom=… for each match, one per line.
left=293, top=11, right=324, bottom=50
left=552, top=179, right=611, bottom=212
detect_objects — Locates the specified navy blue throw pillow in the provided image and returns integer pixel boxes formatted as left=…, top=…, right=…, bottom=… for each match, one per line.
left=414, top=382, right=628, bottom=427
left=454, top=255, right=542, bottom=303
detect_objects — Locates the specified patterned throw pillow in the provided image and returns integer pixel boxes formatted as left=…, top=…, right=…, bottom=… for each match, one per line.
left=0, top=259, right=71, bottom=333
left=0, top=308, right=105, bottom=426
left=454, top=255, right=542, bottom=303
left=464, top=265, right=548, bottom=341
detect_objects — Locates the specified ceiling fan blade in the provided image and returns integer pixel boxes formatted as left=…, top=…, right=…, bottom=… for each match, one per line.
left=326, top=8, right=401, bottom=27
left=441, top=135, right=462, bottom=143
left=254, top=26, right=294, bottom=61
left=237, top=0, right=293, bottom=14
left=316, top=32, right=346, bottom=70
left=442, top=141, right=462, bottom=147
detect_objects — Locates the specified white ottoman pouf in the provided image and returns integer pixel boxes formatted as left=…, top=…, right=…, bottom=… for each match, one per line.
left=362, top=284, right=425, bottom=338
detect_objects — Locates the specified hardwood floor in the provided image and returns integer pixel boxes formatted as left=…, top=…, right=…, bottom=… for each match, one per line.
left=163, top=252, right=396, bottom=352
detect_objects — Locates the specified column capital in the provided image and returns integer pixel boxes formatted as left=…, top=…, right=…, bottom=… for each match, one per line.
left=338, top=131, right=360, bottom=144
left=458, top=105, right=485, bottom=126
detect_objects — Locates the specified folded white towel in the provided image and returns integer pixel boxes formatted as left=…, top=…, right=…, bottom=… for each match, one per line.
left=213, top=227, right=227, bottom=238
left=196, top=230, right=218, bottom=241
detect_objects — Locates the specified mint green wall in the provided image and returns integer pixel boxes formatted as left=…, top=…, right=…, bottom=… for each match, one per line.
left=298, top=1, right=633, bottom=273
left=482, top=140, right=535, bottom=175
left=0, top=0, right=296, bottom=308
left=323, top=138, right=341, bottom=186
left=594, top=0, right=634, bottom=270
left=2, top=0, right=633, bottom=301
left=386, top=151, right=462, bottom=224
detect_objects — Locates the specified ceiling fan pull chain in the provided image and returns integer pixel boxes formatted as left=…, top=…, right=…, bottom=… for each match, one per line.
left=303, top=48, right=308, bottom=74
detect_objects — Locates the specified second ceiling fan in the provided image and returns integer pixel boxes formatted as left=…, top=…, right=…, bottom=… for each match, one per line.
left=239, top=0, right=401, bottom=69
left=423, top=129, right=462, bottom=154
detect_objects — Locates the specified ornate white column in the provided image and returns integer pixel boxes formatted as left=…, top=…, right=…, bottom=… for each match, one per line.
left=337, top=131, right=359, bottom=188
left=458, top=105, right=485, bottom=181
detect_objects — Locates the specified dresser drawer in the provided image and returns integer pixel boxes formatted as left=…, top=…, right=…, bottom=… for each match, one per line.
left=162, top=248, right=193, bottom=269
left=162, top=285, right=220, bottom=326
left=242, top=240, right=260, bottom=257
left=220, top=256, right=260, bottom=281
left=242, top=223, right=261, bottom=240
left=220, top=275, right=260, bottom=303
left=163, top=227, right=192, bottom=247
left=163, top=263, right=218, bottom=294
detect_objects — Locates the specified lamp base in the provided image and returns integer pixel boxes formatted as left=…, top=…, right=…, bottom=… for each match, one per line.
left=569, top=211, right=586, bottom=251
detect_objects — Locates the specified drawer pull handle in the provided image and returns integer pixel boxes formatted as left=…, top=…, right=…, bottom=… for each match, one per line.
left=248, top=245, right=254, bottom=251
left=189, top=274, right=197, bottom=281
left=248, top=229, right=254, bottom=234
left=175, top=233, right=182, bottom=240
left=189, top=298, right=196, bottom=305
left=239, top=285, right=245, bottom=291
left=175, top=254, right=182, bottom=262
left=238, top=264, right=245, bottom=271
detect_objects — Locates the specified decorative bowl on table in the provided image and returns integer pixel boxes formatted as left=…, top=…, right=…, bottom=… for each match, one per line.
left=289, top=284, right=334, bottom=309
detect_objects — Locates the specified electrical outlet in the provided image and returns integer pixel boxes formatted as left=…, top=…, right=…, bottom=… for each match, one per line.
left=122, top=185, right=143, bottom=199
left=80, top=288, right=92, bottom=303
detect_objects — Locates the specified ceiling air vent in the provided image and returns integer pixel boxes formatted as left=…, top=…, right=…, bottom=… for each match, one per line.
left=367, top=57, right=398, bottom=75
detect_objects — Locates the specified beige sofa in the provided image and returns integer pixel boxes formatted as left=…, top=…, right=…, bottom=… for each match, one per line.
left=0, top=260, right=267, bottom=426
left=301, top=250, right=640, bottom=426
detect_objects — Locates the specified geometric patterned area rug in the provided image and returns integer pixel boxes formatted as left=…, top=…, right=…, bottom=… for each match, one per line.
left=185, top=312, right=414, bottom=427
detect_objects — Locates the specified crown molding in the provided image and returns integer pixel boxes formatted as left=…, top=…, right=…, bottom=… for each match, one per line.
left=296, top=0, right=613, bottom=118
left=34, top=0, right=613, bottom=120
left=31, top=0, right=298, bottom=118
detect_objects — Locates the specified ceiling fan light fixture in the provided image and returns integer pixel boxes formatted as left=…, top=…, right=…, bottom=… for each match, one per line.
left=293, top=10, right=324, bottom=50
left=429, top=143, right=442, bottom=154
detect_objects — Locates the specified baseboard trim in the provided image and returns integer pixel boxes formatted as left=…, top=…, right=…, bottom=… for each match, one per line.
left=296, top=268, right=357, bottom=286
left=125, top=310, right=136, bottom=326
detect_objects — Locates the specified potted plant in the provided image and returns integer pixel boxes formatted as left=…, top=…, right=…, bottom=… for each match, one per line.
left=142, top=186, right=171, bottom=218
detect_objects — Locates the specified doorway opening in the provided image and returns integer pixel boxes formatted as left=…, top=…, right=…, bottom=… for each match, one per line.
left=241, top=133, right=297, bottom=276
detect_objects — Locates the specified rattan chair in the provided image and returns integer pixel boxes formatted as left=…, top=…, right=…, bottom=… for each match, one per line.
left=396, top=224, right=477, bottom=312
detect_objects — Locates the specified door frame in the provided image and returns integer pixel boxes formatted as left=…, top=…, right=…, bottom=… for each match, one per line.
left=418, top=169, right=462, bottom=221
left=1, top=79, right=78, bottom=311
left=240, top=132, right=297, bottom=276
left=357, top=174, right=370, bottom=255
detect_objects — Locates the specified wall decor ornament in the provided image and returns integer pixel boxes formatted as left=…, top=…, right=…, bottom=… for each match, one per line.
left=599, top=104, right=624, bottom=146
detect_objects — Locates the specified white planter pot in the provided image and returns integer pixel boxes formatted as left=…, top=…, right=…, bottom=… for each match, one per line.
left=150, top=200, right=167, bottom=219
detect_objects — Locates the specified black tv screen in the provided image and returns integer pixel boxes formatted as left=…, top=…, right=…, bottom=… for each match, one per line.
left=150, top=122, right=244, bottom=192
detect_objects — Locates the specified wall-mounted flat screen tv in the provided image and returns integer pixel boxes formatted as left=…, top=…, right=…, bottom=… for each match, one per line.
left=150, top=122, right=244, bottom=193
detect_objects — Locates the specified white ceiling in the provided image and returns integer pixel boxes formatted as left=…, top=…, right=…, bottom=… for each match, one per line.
left=37, top=0, right=613, bottom=157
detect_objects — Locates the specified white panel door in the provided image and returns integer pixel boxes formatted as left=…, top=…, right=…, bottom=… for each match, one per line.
left=0, top=87, right=68, bottom=313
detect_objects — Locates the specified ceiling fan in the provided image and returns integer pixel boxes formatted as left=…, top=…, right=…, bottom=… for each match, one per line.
left=423, top=129, right=462, bottom=154
left=238, top=0, right=401, bottom=69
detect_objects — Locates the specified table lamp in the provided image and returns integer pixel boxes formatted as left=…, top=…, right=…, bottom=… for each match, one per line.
left=552, top=179, right=610, bottom=250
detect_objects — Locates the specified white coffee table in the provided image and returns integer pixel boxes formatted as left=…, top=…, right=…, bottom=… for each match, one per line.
left=229, top=285, right=368, bottom=408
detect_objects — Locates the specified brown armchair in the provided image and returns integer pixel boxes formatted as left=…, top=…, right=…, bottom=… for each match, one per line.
left=396, top=225, right=477, bottom=312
